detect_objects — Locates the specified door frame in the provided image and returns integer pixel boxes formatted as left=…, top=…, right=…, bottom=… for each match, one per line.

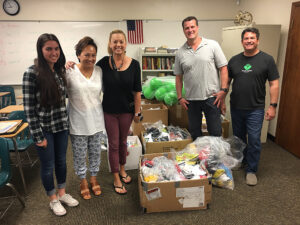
left=276, top=1, right=300, bottom=144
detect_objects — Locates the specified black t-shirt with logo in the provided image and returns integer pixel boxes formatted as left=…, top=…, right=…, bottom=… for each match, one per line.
left=228, top=51, right=279, bottom=110
left=96, top=56, right=142, bottom=114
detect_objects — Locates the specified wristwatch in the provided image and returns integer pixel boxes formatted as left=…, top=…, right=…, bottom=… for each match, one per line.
left=270, top=103, right=278, bottom=108
left=220, top=88, right=229, bottom=93
left=135, top=112, right=142, bottom=117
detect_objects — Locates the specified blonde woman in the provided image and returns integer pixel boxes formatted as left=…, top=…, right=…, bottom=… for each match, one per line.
left=96, top=30, right=142, bottom=195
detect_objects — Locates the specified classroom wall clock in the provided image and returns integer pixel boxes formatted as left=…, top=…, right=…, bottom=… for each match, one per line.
left=3, top=0, right=20, bottom=16
left=234, top=10, right=253, bottom=26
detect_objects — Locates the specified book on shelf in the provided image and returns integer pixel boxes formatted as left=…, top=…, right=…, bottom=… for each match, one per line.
left=142, top=57, right=147, bottom=69
left=142, top=56, right=175, bottom=70
left=157, top=47, right=168, bottom=54
left=144, top=47, right=156, bottom=53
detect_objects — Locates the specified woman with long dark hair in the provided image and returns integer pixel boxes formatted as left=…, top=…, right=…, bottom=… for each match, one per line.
left=23, top=33, right=78, bottom=216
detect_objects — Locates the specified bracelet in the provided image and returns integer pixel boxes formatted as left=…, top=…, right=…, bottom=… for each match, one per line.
left=177, top=97, right=182, bottom=101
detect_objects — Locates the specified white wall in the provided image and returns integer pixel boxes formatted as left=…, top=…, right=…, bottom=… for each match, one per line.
left=239, top=0, right=297, bottom=136
left=1, top=0, right=297, bottom=137
left=0, top=0, right=239, bottom=21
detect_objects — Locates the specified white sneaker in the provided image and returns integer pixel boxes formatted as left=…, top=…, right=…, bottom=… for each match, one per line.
left=58, top=193, right=79, bottom=207
left=49, top=199, right=66, bottom=216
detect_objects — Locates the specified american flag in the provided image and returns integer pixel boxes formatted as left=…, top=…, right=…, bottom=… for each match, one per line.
left=127, top=20, right=143, bottom=44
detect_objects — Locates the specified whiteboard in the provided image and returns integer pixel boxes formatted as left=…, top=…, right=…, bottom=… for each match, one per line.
left=0, top=20, right=233, bottom=85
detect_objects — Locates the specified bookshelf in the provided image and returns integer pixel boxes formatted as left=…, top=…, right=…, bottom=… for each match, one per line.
left=139, top=48, right=176, bottom=82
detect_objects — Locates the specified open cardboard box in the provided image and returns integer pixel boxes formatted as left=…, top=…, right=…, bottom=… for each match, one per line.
left=131, top=103, right=168, bottom=138
left=141, top=129, right=192, bottom=154
left=138, top=152, right=212, bottom=213
left=168, top=104, right=230, bottom=138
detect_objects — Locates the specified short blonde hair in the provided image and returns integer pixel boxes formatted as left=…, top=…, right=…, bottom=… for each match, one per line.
left=107, top=29, right=127, bottom=55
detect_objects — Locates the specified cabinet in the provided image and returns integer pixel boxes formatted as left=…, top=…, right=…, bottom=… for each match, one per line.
left=221, top=24, right=281, bottom=143
left=139, top=48, right=176, bottom=82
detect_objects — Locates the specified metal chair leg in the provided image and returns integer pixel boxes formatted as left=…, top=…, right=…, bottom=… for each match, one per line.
left=6, top=183, right=25, bottom=207
left=12, top=137, right=27, bottom=195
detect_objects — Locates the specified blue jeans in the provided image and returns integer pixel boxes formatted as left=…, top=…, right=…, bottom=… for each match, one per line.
left=231, top=108, right=264, bottom=173
left=187, top=97, right=222, bottom=140
left=36, top=130, right=68, bottom=196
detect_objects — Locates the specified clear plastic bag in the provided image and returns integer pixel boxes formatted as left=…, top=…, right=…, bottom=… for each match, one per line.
left=141, top=156, right=181, bottom=182
left=174, top=136, right=246, bottom=190
left=211, top=163, right=234, bottom=190
left=143, top=121, right=190, bottom=142
left=224, top=136, right=246, bottom=164
left=167, top=125, right=191, bottom=141
left=143, top=121, right=169, bottom=142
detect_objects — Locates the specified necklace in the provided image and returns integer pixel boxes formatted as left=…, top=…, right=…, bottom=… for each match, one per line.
left=111, top=55, right=124, bottom=71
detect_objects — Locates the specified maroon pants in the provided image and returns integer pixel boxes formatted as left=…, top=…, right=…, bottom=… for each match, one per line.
left=104, top=112, right=134, bottom=173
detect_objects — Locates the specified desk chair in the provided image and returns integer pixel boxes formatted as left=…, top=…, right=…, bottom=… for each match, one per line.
left=0, top=86, right=16, bottom=109
left=0, top=137, right=25, bottom=220
left=7, top=111, right=37, bottom=168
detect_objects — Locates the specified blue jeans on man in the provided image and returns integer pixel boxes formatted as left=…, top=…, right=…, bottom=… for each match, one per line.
left=36, top=130, right=68, bottom=196
left=187, top=97, right=222, bottom=140
left=230, top=108, right=264, bottom=173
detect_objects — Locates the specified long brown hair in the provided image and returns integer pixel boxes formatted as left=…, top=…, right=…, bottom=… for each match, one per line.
left=35, top=33, right=66, bottom=107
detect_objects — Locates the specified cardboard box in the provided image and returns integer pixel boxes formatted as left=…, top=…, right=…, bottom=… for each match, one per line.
left=168, top=104, right=189, bottom=129
left=141, top=99, right=160, bottom=105
left=141, top=129, right=192, bottom=154
left=222, top=118, right=230, bottom=138
left=131, top=104, right=168, bottom=138
left=125, top=136, right=143, bottom=170
left=168, top=105, right=230, bottom=138
left=201, top=118, right=230, bottom=138
left=107, top=135, right=143, bottom=172
left=138, top=152, right=212, bottom=213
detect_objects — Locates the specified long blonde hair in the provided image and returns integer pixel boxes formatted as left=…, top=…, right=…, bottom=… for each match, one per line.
left=107, top=29, right=127, bottom=55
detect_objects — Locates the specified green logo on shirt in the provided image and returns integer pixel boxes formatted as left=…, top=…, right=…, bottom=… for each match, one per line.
left=244, top=64, right=252, bottom=70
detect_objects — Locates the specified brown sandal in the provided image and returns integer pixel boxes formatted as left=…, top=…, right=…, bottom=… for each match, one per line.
left=80, top=180, right=91, bottom=200
left=90, top=178, right=102, bottom=196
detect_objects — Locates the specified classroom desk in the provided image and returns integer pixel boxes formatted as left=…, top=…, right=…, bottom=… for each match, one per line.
left=0, top=105, right=24, bottom=115
left=0, top=121, right=29, bottom=195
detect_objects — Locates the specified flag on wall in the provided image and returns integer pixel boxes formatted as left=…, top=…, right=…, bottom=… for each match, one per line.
left=127, top=20, right=143, bottom=44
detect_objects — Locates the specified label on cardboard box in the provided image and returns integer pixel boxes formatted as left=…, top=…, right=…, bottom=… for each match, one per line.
left=176, top=186, right=204, bottom=208
left=145, top=187, right=162, bottom=201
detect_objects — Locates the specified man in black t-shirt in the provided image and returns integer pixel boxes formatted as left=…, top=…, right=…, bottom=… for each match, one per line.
left=227, top=27, right=279, bottom=186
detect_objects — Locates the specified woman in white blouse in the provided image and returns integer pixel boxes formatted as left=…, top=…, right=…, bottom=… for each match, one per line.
left=66, top=36, right=105, bottom=200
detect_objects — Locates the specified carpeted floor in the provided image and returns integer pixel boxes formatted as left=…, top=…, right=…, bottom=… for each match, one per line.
left=1, top=139, right=300, bottom=225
